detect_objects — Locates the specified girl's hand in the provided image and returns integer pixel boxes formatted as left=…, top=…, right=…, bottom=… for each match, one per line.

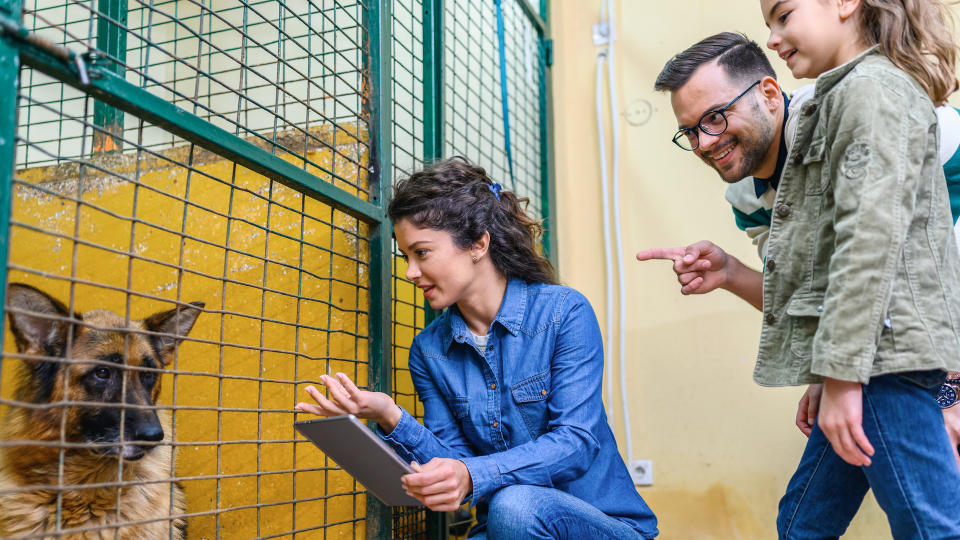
left=819, top=377, right=874, bottom=466
left=795, top=383, right=823, bottom=437
left=295, top=372, right=402, bottom=432
left=943, top=405, right=960, bottom=472
left=401, top=458, right=473, bottom=511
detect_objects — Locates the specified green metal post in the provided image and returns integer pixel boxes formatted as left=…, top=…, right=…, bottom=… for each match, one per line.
left=537, top=0, right=557, bottom=266
left=421, top=0, right=443, bottom=329
left=93, top=0, right=127, bottom=153
left=365, top=0, right=394, bottom=537
left=0, top=0, right=22, bottom=323
left=423, top=1, right=446, bottom=534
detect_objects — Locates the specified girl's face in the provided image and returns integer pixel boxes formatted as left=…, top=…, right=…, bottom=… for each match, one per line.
left=394, top=219, right=479, bottom=311
left=762, top=0, right=862, bottom=79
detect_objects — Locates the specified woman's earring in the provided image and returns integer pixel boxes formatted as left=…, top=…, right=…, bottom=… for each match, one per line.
left=472, top=256, right=478, bottom=263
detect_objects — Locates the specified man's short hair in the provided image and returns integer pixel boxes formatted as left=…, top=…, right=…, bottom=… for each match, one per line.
left=654, top=32, right=776, bottom=92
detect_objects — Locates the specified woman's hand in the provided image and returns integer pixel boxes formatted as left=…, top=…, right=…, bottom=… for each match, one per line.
left=795, top=383, right=823, bottom=437
left=401, top=458, right=473, bottom=511
left=819, top=377, right=874, bottom=466
left=295, top=372, right=402, bottom=433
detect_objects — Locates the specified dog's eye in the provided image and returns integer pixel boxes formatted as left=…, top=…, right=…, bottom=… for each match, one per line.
left=141, top=371, right=156, bottom=386
left=94, top=367, right=111, bottom=380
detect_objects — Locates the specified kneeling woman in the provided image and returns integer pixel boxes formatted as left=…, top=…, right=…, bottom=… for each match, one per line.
left=297, top=157, right=658, bottom=539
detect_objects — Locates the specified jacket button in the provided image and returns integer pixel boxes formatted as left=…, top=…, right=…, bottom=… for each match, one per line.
left=493, top=421, right=498, bottom=428
left=767, top=259, right=776, bottom=272
left=765, top=312, right=777, bottom=325
left=541, top=389, right=547, bottom=396
left=803, top=102, right=818, bottom=115
left=490, top=383, right=496, bottom=389
left=776, top=204, right=791, bottom=218
left=793, top=151, right=804, bottom=164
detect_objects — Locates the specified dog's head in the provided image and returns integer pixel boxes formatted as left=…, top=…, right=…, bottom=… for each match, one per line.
left=5, top=283, right=203, bottom=461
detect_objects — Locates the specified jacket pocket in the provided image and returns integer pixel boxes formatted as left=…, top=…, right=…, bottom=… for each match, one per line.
left=786, top=293, right=824, bottom=360
left=511, top=371, right=550, bottom=439
left=800, top=137, right=829, bottom=195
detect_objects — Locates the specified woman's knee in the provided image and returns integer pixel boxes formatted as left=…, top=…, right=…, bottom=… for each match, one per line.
left=486, top=485, right=549, bottom=539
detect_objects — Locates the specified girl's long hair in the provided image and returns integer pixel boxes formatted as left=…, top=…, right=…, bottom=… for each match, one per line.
left=858, top=0, right=958, bottom=105
left=388, top=157, right=556, bottom=285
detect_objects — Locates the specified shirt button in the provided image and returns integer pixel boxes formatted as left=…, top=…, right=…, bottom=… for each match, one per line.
left=490, top=383, right=496, bottom=390
left=767, top=259, right=776, bottom=272
left=765, top=312, right=777, bottom=325
left=493, top=421, right=499, bottom=427
left=776, top=204, right=791, bottom=218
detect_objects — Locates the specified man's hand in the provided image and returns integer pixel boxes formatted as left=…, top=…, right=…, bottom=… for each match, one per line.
left=401, top=458, right=473, bottom=511
left=295, top=372, right=402, bottom=433
left=636, top=240, right=763, bottom=309
left=818, top=378, right=874, bottom=466
left=796, top=384, right=823, bottom=437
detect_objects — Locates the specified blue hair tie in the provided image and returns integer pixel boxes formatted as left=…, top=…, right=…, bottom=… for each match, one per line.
left=488, top=182, right=502, bottom=201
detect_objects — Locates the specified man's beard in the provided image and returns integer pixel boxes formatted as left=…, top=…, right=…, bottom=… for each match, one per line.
left=712, top=102, right=776, bottom=183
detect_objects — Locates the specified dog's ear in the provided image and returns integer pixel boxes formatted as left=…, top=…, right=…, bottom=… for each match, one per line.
left=143, top=301, right=204, bottom=364
left=6, top=282, right=78, bottom=358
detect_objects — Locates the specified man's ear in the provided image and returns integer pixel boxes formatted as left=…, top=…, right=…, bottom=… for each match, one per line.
left=759, top=76, right=783, bottom=112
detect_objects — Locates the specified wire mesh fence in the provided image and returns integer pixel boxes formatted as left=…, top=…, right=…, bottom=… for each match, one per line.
left=0, top=0, right=551, bottom=537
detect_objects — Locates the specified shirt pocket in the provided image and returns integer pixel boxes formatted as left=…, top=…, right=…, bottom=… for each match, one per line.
left=800, top=136, right=829, bottom=195
left=786, top=293, right=824, bottom=360
left=511, top=370, right=550, bottom=439
left=445, top=395, right=470, bottom=421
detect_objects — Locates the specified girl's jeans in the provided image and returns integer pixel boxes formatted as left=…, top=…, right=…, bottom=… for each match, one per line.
left=778, top=370, right=960, bottom=539
left=469, top=484, right=652, bottom=539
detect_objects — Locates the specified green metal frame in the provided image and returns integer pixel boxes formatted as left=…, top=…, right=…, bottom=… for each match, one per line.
left=93, top=0, right=126, bottom=153
left=365, top=0, right=394, bottom=537
left=0, top=0, right=21, bottom=326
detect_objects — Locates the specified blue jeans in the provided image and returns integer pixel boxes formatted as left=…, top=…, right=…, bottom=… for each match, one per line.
left=469, top=485, right=653, bottom=539
left=777, top=371, right=960, bottom=539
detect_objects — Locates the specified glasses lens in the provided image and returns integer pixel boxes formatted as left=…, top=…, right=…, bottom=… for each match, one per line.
left=699, top=111, right=727, bottom=136
left=673, top=129, right=697, bottom=151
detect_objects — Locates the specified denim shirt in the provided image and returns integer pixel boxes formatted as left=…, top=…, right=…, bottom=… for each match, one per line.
left=757, top=48, right=960, bottom=385
left=380, top=279, right=658, bottom=536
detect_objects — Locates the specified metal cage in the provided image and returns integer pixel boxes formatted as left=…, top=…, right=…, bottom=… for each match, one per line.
left=0, top=0, right=552, bottom=537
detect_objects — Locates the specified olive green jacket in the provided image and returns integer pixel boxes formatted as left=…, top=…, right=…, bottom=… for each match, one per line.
left=756, top=48, right=960, bottom=386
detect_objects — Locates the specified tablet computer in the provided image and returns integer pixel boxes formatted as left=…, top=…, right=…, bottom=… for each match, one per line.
left=294, top=414, right=421, bottom=507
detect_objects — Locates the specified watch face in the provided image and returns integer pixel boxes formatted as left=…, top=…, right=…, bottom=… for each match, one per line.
left=937, top=384, right=959, bottom=408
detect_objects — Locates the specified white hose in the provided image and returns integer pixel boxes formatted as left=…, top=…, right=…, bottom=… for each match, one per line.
left=596, top=0, right=633, bottom=462
left=595, top=48, right=616, bottom=432
left=606, top=0, right=632, bottom=463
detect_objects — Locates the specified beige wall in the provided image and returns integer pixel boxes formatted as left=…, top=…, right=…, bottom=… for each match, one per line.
left=551, top=2, right=892, bottom=538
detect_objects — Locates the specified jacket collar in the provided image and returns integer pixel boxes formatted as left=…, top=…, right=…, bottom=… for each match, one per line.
left=442, top=278, right=527, bottom=351
left=814, top=45, right=881, bottom=99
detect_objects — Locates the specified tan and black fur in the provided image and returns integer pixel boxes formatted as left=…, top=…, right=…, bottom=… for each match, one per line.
left=0, top=283, right=203, bottom=539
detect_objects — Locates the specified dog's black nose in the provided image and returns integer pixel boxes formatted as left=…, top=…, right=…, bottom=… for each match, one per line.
left=134, top=422, right=164, bottom=442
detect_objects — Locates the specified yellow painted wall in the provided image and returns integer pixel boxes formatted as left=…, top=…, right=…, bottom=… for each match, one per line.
left=548, top=1, right=960, bottom=538
left=1, top=126, right=379, bottom=538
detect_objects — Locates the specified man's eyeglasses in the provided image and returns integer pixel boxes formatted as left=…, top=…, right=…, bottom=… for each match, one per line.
left=672, top=80, right=761, bottom=151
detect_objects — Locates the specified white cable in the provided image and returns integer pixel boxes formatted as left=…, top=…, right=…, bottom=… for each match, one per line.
left=605, top=0, right=632, bottom=463
left=595, top=47, right=616, bottom=432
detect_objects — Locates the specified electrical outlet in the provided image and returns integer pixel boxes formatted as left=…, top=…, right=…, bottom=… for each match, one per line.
left=629, top=459, right=653, bottom=486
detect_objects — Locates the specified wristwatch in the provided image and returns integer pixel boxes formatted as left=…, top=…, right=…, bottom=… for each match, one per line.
left=937, top=377, right=960, bottom=409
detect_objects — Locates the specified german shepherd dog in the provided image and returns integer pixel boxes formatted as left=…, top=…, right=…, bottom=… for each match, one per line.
left=0, top=283, right=203, bottom=539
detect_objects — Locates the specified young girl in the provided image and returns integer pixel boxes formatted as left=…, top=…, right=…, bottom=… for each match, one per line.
left=296, top=158, right=658, bottom=539
left=760, top=0, right=960, bottom=537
